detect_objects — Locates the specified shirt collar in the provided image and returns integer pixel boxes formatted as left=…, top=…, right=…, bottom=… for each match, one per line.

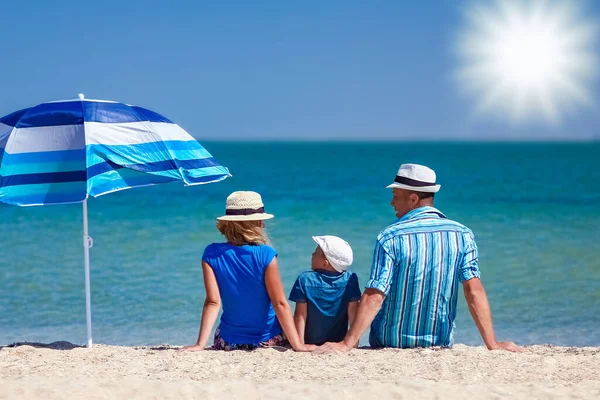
left=397, top=206, right=446, bottom=223
left=313, top=269, right=344, bottom=276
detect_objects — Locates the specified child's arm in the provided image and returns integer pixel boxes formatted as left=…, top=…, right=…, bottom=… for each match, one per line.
left=293, top=302, right=308, bottom=344
left=348, top=301, right=359, bottom=348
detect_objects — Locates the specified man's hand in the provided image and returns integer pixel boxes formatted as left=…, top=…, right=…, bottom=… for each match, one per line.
left=489, top=341, right=523, bottom=352
left=312, top=341, right=352, bottom=354
left=178, top=344, right=205, bottom=352
left=313, top=288, right=384, bottom=355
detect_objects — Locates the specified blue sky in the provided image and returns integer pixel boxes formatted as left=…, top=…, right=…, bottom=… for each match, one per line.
left=1, top=0, right=599, bottom=140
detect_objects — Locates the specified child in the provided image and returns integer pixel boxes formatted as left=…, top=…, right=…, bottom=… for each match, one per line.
left=288, top=235, right=361, bottom=346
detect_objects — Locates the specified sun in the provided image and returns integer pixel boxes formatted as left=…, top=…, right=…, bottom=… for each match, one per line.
left=455, top=0, right=599, bottom=125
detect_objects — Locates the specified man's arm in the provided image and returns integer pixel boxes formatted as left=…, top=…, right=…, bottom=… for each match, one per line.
left=314, top=288, right=384, bottom=353
left=463, top=278, right=522, bottom=352
left=314, top=239, right=393, bottom=354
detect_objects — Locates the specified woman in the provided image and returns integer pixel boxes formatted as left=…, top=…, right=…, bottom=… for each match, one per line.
left=182, top=191, right=314, bottom=352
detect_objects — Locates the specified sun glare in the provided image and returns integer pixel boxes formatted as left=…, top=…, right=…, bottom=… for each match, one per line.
left=455, top=0, right=599, bottom=125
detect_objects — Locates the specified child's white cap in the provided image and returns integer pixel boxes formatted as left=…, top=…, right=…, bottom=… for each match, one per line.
left=312, top=235, right=353, bottom=272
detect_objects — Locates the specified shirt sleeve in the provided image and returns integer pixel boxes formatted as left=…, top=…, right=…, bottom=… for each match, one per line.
left=364, top=238, right=396, bottom=296
left=459, top=232, right=481, bottom=282
left=348, top=273, right=362, bottom=301
left=260, top=245, right=278, bottom=269
left=201, top=244, right=213, bottom=264
left=288, top=276, right=307, bottom=303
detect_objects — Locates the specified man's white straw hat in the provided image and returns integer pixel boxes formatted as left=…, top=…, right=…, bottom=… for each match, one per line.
left=386, top=164, right=441, bottom=193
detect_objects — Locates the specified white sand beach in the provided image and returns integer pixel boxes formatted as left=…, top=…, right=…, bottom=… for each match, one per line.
left=1, top=342, right=599, bottom=399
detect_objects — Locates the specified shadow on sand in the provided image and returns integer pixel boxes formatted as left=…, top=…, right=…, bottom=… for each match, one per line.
left=0, top=341, right=84, bottom=351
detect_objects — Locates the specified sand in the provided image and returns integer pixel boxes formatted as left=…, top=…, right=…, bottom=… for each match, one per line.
left=1, top=342, right=599, bottom=399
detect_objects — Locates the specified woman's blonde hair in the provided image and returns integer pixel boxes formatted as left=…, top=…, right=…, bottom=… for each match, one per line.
left=216, top=220, right=271, bottom=246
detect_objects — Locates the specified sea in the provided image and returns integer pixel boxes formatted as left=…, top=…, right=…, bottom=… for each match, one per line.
left=1, top=142, right=598, bottom=347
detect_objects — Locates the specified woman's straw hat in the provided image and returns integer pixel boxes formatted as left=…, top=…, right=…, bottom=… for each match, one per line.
left=216, top=191, right=274, bottom=221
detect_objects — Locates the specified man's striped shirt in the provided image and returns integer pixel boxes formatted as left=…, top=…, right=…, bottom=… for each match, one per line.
left=365, top=206, right=480, bottom=348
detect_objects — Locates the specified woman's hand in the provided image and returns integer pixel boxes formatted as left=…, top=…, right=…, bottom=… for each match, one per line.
left=312, top=341, right=352, bottom=354
left=178, top=344, right=205, bottom=352
left=294, top=343, right=318, bottom=352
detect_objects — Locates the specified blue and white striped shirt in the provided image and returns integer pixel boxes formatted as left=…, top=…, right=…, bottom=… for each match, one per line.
left=365, top=206, right=480, bottom=348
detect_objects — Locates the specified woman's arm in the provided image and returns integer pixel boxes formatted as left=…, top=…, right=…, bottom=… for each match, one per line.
left=264, top=258, right=314, bottom=352
left=293, top=302, right=307, bottom=344
left=181, top=261, right=221, bottom=351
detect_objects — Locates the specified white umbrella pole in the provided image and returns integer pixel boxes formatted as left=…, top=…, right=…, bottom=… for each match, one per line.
left=82, top=199, right=93, bottom=348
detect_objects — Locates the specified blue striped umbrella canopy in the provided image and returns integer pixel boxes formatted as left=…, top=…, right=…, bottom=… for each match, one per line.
left=0, top=95, right=230, bottom=205
left=0, top=95, right=231, bottom=347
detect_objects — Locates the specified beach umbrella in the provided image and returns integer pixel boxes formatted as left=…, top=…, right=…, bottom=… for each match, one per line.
left=0, top=94, right=231, bottom=347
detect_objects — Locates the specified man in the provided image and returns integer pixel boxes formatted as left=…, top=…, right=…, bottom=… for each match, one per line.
left=316, top=164, right=521, bottom=352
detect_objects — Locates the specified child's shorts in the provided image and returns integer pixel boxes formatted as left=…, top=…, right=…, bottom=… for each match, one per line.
left=212, top=327, right=289, bottom=351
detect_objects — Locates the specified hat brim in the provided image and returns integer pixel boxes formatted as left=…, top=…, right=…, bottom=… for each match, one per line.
left=386, top=183, right=441, bottom=193
left=216, top=213, right=274, bottom=221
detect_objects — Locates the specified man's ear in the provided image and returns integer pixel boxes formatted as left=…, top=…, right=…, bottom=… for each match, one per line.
left=410, top=192, right=420, bottom=206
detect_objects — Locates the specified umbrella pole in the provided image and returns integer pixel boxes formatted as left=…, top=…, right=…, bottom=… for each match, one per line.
left=82, top=199, right=93, bottom=348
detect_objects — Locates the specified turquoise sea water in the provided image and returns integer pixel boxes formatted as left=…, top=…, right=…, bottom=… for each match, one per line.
left=1, top=142, right=599, bottom=347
